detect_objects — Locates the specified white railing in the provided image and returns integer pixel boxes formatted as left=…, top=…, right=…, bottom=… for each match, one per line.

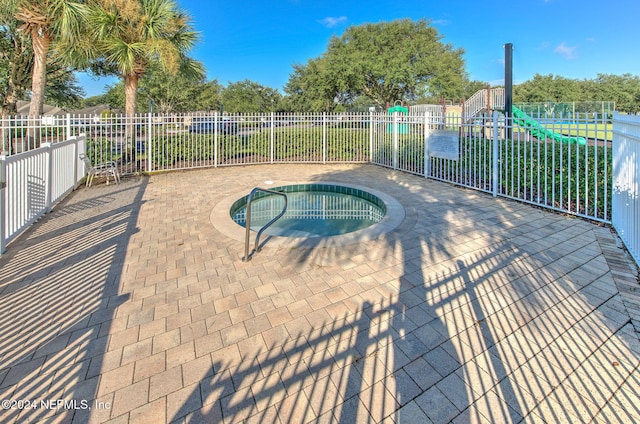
left=0, top=135, right=86, bottom=253
left=0, top=111, right=630, bottom=256
left=464, top=89, right=490, bottom=117
left=409, top=87, right=506, bottom=118
left=371, top=111, right=613, bottom=223
left=0, top=112, right=372, bottom=169
left=463, top=87, right=506, bottom=116
left=408, top=104, right=444, bottom=115
left=1, top=114, right=73, bottom=155
left=612, top=113, right=640, bottom=266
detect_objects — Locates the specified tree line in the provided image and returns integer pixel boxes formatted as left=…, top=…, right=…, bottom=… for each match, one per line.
left=513, top=73, right=640, bottom=114
left=89, top=71, right=640, bottom=115
left=2, top=11, right=640, bottom=117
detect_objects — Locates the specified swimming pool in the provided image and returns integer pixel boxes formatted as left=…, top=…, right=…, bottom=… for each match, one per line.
left=230, top=184, right=386, bottom=237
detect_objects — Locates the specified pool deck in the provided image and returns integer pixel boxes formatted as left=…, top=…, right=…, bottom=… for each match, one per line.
left=0, top=163, right=638, bottom=423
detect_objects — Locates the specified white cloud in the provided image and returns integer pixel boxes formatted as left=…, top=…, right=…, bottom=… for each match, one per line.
left=319, top=16, right=347, bottom=28
left=554, top=42, right=577, bottom=59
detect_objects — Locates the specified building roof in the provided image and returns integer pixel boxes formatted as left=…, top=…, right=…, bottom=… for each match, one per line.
left=16, top=100, right=66, bottom=116
left=15, top=101, right=113, bottom=116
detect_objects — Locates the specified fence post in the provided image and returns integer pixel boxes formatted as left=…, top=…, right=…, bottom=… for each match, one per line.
left=424, top=112, right=431, bottom=178
left=369, top=111, right=374, bottom=163
left=43, top=142, right=53, bottom=213
left=147, top=112, right=153, bottom=172
left=323, top=112, right=327, bottom=164
left=214, top=111, right=219, bottom=167
left=1, top=116, right=8, bottom=155
left=0, top=155, right=6, bottom=254
left=70, top=135, right=78, bottom=189
left=270, top=112, right=275, bottom=164
left=492, top=111, right=499, bottom=197
left=66, top=114, right=71, bottom=140
left=393, top=112, right=399, bottom=170
left=76, top=135, right=86, bottom=187
left=213, top=113, right=218, bottom=168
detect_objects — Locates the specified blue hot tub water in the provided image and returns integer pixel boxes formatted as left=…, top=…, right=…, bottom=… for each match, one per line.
left=230, top=184, right=387, bottom=237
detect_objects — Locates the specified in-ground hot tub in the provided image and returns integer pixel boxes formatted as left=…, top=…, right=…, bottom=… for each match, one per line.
left=230, top=183, right=387, bottom=237
left=211, top=181, right=405, bottom=250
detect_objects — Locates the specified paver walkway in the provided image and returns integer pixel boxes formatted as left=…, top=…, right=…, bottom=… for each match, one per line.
left=0, top=164, right=638, bottom=423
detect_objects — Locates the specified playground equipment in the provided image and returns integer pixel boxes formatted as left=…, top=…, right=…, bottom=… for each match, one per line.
left=387, top=105, right=408, bottom=134
left=411, top=87, right=593, bottom=144
left=512, top=105, right=587, bottom=145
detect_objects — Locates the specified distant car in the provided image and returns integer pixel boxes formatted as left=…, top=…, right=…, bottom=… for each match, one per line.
left=189, top=117, right=238, bottom=134
left=260, top=118, right=287, bottom=128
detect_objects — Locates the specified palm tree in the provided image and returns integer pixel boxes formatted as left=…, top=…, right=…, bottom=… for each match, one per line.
left=89, top=0, right=202, bottom=116
left=14, top=0, right=88, bottom=117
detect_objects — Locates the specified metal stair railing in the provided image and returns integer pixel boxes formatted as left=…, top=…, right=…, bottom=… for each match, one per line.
left=463, top=87, right=506, bottom=118
left=243, top=187, right=288, bottom=261
left=464, top=89, right=489, bottom=117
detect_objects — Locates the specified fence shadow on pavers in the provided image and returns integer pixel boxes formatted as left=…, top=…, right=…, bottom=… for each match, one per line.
left=279, top=166, right=639, bottom=423
left=27, top=175, right=47, bottom=219
left=171, top=301, right=404, bottom=423
left=271, top=168, right=526, bottom=423
left=162, top=166, right=527, bottom=423
left=159, top=164, right=639, bottom=423
left=0, top=178, right=148, bottom=423
left=81, top=163, right=636, bottom=424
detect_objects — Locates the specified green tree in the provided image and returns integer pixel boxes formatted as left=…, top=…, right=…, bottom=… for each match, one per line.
left=592, top=73, right=640, bottom=113
left=138, top=60, right=205, bottom=113
left=40, top=57, right=85, bottom=108
left=513, top=73, right=640, bottom=113
left=462, top=80, right=490, bottom=101
left=221, top=80, right=282, bottom=113
left=100, top=81, right=125, bottom=110
left=1, top=19, right=83, bottom=117
left=81, top=93, right=110, bottom=108
left=289, top=19, right=467, bottom=109
left=87, top=0, right=202, bottom=116
left=513, top=74, right=583, bottom=103
left=193, top=79, right=223, bottom=112
left=284, top=58, right=340, bottom=112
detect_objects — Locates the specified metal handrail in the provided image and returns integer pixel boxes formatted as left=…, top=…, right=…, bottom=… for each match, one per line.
left=243, top=187, right=288, bottom=261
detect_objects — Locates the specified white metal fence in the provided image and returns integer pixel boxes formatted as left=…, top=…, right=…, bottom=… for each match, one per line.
left=0, top=136, right=86, bottom=252
left=371, top=111, right=613, bottom=223
left=1, top=111, right=632, bottom=260
left=612, top=113, right=640, bottom=266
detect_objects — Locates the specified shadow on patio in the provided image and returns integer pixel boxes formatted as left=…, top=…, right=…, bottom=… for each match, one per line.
left=167, top=165, right=639, bottom=423
left=0, top=164, right=637, bottom=423
left=0, top=178, right=147, bottom=423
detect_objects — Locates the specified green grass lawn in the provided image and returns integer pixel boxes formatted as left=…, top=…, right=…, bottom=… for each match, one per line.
left=512, top=123, right=613, bottom=142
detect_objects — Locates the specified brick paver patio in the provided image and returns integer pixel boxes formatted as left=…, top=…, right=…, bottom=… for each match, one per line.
left=0, top=164, right=638, bottom=423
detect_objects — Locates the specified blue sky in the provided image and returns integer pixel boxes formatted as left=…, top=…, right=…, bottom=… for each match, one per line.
left=77, top=0, right=640, bottom=98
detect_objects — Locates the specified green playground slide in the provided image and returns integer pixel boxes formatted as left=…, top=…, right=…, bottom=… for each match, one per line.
left=511, top=106, right=587, bottom=145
